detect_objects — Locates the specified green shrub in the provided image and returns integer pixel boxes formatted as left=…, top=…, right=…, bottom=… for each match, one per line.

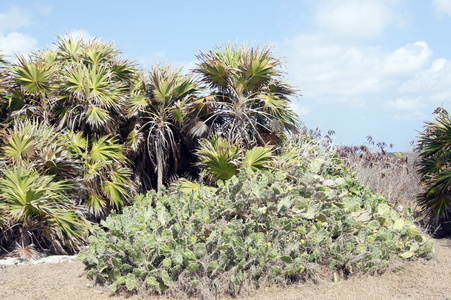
left=80, top=141, right=433, bottom=297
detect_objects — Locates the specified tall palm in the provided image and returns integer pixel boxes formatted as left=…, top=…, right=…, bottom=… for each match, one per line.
left=2, top=120, right=79, bottom=178
left=127, top=65, right=200, bottom=192
left=416, top=107, right=451, bottom=235
left=193, top=43, right=299, bottom=146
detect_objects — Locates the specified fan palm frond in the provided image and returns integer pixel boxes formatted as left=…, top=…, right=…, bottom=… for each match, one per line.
left=416, top=108, right=451, bottom=235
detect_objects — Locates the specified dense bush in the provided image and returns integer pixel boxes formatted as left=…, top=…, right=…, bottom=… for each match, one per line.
left=80, top=138, right=433, bottom=297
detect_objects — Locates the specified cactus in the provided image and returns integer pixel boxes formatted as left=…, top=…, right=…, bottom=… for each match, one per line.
left=80, top=138, right=434, bottom=297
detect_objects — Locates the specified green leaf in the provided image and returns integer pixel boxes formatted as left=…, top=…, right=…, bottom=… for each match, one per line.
left=162, top=257, right=172, bottom=270
left=183, top=249, right=196, bottom=261
left=190, top=280, right=200, bottom=288
left=414, top=235, right=424, bottom=243
left=110, top=282, right=118, bottom=292
left=121, top=264, right=133, bottom=273
left=110, top=269, right=120, bottom=282
left=399, top=251, right=415, bottom=259
left=146, top=276, right=158, bottom=287
left=188, top=262, right=199, bottom=274
left=314, top=228, right=328, bottom=244
left=271, top=266, right=282, bottom=277
left=393, top=219, right=405, bottom=231
left=280, top=256, right=293, bottom=263
left=161, top=270, right=171, bottom=287
left=208, top=261, right=220, bottom=276
left=242, top=146, right=272, bottom=173
left=367, top=220, right=380, bottom=231
left=111, top=257, right=122, bottom=269
left=377, top=203, right=391, bottom=218
left=195, top=243, right=207, bottom=259
left=125, top=273, right=136, bottom=291
left=172, top=251, right=183, bottom=266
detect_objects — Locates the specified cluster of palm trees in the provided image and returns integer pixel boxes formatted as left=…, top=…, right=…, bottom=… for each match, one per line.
left=0, top=35, right=299, bottom=254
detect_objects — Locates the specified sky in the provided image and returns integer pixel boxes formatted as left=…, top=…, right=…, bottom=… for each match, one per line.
left=1, top=0, right=451, bottom=151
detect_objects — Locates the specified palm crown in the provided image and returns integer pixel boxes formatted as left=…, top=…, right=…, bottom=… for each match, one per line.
left=193, top=43, right=299, bottom=146
left=127, top=65, right=200, bottom=192
left=8, top=35, right=137, bottom=138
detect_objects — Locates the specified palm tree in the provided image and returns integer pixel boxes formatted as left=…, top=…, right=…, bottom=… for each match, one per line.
left=0, top=163, right=90, bottom=254
left=1, top=120, right=135, bottom=219
left=67, top=132, right=135, bottom=217
left=9, top=52, right=59, bottom=123
left=416, top=107, right=451, bottom=236
left=193, top=43, right=299, bottom=147
left=54, top=35, right=138, bottom=138
left=7, top=34, right=138, bottom=140
left=127, top=65, right=200, bottom=193
left=0, top=53, right=11, bottom=124
left=196, top=136, right=242, bottom=182
left=196, top=135, right=273, bottom=183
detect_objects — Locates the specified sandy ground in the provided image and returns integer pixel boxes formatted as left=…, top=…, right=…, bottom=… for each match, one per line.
left=0, top=238, right=450, bottom=300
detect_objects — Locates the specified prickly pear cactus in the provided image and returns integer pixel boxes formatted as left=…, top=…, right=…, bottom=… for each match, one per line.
left=80, top=140, right=434, bottom=297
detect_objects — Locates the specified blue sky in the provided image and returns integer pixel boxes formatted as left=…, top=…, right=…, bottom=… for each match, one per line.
left=1, top=0, right=451, bottom=151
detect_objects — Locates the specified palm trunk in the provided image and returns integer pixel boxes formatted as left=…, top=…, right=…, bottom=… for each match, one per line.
left=156, top=140, right=164, bottom=194
left=157, top=158, right=163, bottom=195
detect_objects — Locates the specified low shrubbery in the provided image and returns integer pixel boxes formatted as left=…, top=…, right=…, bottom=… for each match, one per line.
left=339, top=142, right=423, bottom=219
left=79, top=138, right=433, bottom=298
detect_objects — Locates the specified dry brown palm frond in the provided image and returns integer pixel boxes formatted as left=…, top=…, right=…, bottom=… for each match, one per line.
left=14, top=242, right=39, bottom=260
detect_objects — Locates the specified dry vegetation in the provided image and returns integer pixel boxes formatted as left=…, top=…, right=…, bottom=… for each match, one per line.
left=339, top=145, right=422, bottom=214
left=337, top=138, right=451, bottom=239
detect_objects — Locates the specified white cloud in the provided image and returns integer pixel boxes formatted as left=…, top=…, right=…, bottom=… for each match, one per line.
left=136, top=51, right=197, bottom=74
left=0, top=4, right=51, bottom=59
left=276, top=0, right=447, bottom=128
left=314, top=0, right=400, bottom=42
left=290, top=102, right=310, bottom=117
left=0, top=5, right=32, bottom=35
left=0, top=32, right=37, bottom=58
left=277, top=1, right=447, bottom=150
left=68, top=30, right=95, bottom=42
left=382, top=41, right=433, bottom=78
left=384, top=97, right=428, bottom=111
left=281, top=35, right=433, bottom=109
left=393, top=58, right=451, bottom=105
left=430, top=58, right=447, bottom=71
left=397, top=59, right=451, bottom=94
left=380, top=58, right=451, bottom=120
left=137, top=51, right=168, bottom=68
left=433, top=0, right=451, bottom=17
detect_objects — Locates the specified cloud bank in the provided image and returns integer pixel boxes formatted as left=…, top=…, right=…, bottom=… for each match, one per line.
left=279, top=0, right=450, bottom=127
left=0, top=4, right=51, bottom=58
